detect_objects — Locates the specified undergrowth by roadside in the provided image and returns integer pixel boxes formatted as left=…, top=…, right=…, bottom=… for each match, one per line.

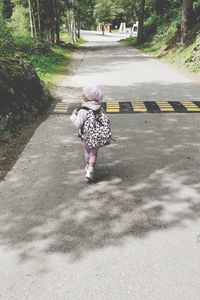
left=29, top=45, right=72, bottom=88
left=0, top=32, right=84, bottom=180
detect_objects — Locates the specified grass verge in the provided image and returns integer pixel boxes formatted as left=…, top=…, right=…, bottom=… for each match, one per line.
left=29, top=45, right=72, bottom=88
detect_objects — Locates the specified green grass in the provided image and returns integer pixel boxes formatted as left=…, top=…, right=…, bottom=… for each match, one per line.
left=28, top=45, right=72, bottom=87
left=120, top=37, right=137, bottom=47
left=163, top=39, right=200, bottom=73
left=60, top=29, right=86, bottom=46
left=28, top=30, right=85, bottom=88
left=0, top=30, right=79, bottom=88
left=0, top=28, right=86, bottom=89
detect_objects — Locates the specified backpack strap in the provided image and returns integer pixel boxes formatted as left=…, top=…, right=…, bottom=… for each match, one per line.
left=79, top=106, right=102, bottom=137
left=80, top=106, right=90, bottom=111
left=80, top=106, right=102, bottom=114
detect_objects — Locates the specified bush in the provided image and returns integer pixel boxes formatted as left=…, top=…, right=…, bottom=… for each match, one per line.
left=0, top=15, right=14, bottom=57
left=13, top=35, right=36, bottom=53
left=153, top=21, right=180, bottom=45
left=144, top=14, right=161, bottom=38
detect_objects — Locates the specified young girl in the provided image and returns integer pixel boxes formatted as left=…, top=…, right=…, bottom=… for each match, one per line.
left=70, top=84, right=103, bottom=181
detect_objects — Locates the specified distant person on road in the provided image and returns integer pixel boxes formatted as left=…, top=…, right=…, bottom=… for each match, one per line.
left=70, top=85, right=112, bottom=182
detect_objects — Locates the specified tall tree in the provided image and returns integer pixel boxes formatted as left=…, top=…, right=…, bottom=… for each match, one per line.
left=181, top=0, right=193, bottom=44
left=26, top=0, right=61, bottom=43
left=155, top=0, right=168, bottom=14
left=137, top=0, right=145, bottom=43
left=54, top=0, right=60, bottom=44
left=2, top=0, right=14, bottom=19
left=27, top=0, right=35, bottom=38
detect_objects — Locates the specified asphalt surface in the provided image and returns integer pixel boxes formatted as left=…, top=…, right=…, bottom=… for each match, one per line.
left=0, top=31, right=200, bottom=300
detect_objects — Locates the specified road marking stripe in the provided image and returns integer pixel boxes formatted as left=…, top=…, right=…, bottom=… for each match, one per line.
left=107, top=105, right=120, bottom=108
left=54, top=110, right=68, bottom=113
left=54, top=106, right=68, bottom=108
left=106, top=109, right=119, bottom=112
left=131, top=102, right=147, bottom=112
left=51, top=102, right=69, bottom=114
left=184, top=108, right=200, bottom=111
left=156, top=102, right=174, bottom=111
left=133, top=106, right=147, bottom=109
left=182, top=104, right=199, bottom=107
left=134, top=109, right=147, bottom=112
left=181, top=102, right=200, bottom=111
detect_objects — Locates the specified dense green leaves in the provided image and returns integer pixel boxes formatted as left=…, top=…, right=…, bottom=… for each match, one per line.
left=2, top=0, right=14, bottom=19
left=94, top=0, right=119, bottom=23
left=0, top=0, right=199, bottom=56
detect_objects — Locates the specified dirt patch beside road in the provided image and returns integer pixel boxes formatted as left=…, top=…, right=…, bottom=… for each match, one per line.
left=0, top=114, right=48, bottom=181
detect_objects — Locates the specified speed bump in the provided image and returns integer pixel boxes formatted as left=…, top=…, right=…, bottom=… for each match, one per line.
left=181, top=102, right=200, bottom=112
left=50, top=101, right=200, bottom=114
left=50, top=102, right=69, bottom=114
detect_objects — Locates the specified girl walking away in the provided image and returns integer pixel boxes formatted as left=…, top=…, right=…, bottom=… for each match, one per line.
left=70, top=85, right=112, bottom=181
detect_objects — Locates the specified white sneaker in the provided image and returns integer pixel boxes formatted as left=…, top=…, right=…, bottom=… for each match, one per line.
left=85, top=167, right=95, bottom=181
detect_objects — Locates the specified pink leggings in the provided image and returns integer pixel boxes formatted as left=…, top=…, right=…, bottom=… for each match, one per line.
left=83, top=142, right=99, bottom=164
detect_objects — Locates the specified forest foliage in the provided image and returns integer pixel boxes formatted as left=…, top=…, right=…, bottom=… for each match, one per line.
left=1, top=1, right=199, bottom=56
left=0, top=1, right=199, bottom=79
left=0, top=0, right=200, bottom=151
left=1, top=1, right=200, bottom=122
left=0, top=0, right=199, bottom=80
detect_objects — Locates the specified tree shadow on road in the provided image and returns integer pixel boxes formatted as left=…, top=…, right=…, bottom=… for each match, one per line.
left=101, top=82, right=200, bottom=101
left=0, top=114, right=200, bottom=262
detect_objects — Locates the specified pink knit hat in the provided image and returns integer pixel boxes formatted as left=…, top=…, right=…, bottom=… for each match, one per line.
left=82, top=85, right=103, bottom=102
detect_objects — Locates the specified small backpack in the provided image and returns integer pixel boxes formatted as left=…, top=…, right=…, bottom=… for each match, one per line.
left=80, top=106, right=112, bottom=149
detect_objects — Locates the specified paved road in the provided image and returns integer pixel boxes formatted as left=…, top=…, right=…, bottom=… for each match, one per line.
left=55, top=30, right=200, bottom=102
left=0, top=31, right=200, bottom=300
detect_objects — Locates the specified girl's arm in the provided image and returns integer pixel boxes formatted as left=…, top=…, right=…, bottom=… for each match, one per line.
left=70, top=109, right=86, bottom=129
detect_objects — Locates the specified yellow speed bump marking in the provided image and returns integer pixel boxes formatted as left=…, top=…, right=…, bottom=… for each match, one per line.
left=106, top=108, right=119, bottom=112
left=107, top=102, right=120, bottom=112
left=107, top=103, right=119, bottom=106
left=53, top=103, right=69, bottom=113
left=131, top=101, right=147, bottom=112
left=54, top=109, right=68, bottom=113
left=181, top=102, right=200, bottom=111
left=106, top=107, right=119, bottom=112
left=156, top=101, right=174, bottom=111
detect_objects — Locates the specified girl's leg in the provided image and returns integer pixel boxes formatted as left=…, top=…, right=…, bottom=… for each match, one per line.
left=85, top=146, right=99, bottom=180
left=83, top=143, right=99, bottom=180
left=83, top=142, right=90, bottom=166
left=88, top=147, right=99, bottom=167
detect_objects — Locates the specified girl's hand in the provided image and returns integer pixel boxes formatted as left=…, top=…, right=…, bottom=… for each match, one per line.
left=73, top=108, right=79, bottom=115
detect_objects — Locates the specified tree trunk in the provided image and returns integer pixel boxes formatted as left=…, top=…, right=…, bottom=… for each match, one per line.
left=69, top=8, right=77, bottom=43
left=32, top=7, right=37, bottom=40
left=36, top=0, right=41, bottom=40
left=181, top=0, right=193, bottom=45
left=54, top=0, right=60, bottom=44
left=137, top=0, right=145, bottom=44
left=77, top=24, right=80, bottom=39
left=155, top=0, right=168, bottom=14
left=28, top=0, right=34, bottom=37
